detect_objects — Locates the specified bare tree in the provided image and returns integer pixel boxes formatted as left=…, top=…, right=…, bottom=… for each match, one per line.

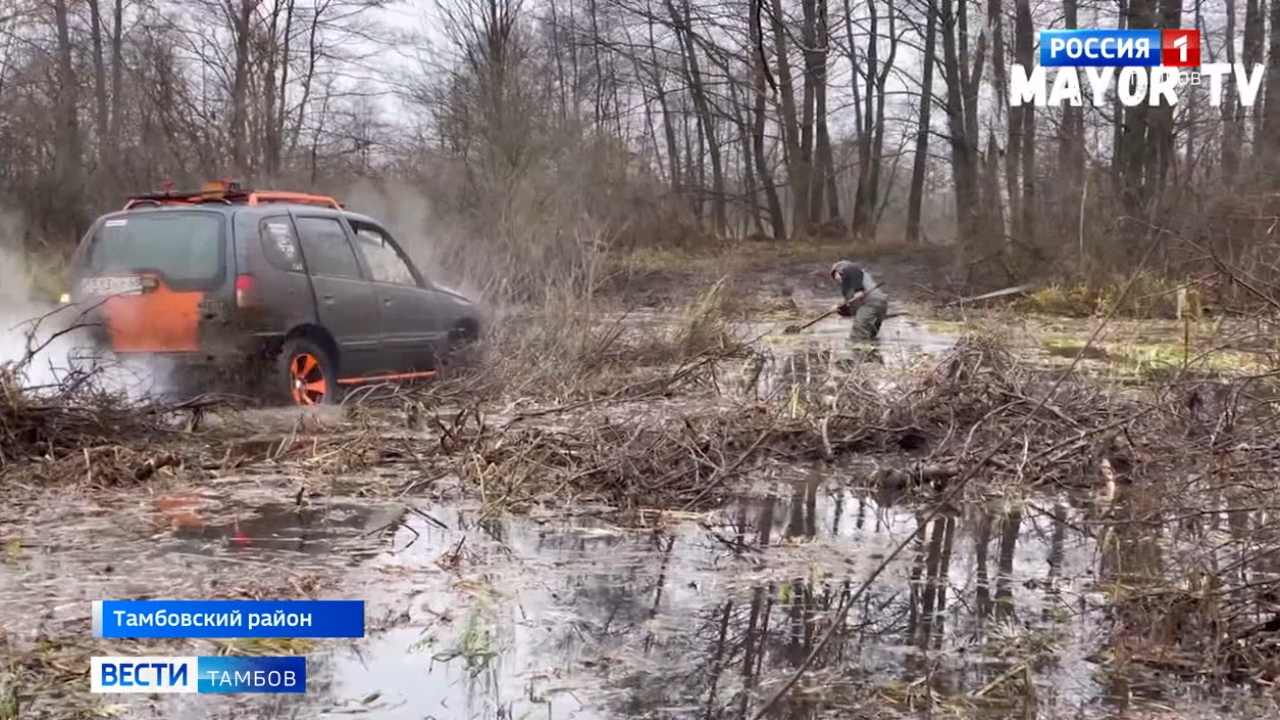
left=905, top=0, right=937, bottom=244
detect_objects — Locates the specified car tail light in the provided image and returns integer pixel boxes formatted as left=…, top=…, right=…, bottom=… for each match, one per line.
left=234, top=274, right=256, bottom=308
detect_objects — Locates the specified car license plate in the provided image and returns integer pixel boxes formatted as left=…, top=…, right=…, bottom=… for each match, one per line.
left=79, top=276, right=146, bottom=296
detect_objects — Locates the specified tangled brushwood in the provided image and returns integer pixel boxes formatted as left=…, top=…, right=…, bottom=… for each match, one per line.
left=0, top=360, right=179, bottom=478
left=433, top=335, right=1280, bottom=507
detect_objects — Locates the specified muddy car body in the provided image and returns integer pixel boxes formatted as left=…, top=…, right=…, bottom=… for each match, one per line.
left=62, top=181, right=481, bottom=405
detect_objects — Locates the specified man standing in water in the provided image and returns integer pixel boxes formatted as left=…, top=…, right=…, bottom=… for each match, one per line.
left=830, top=261, right=889, bottom=341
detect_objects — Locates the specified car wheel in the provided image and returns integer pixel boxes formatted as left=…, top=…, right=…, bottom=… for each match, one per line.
left=279, top=337, right=340, bottom=406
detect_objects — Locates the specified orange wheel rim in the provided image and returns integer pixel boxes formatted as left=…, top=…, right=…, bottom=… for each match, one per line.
left=289, top=353, right=326, bottom=405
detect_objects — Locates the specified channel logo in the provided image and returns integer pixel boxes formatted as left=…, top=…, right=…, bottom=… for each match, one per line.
left=90, top=656, right=306, bottom=694
left=1039, top=29, right=1201, bottom=68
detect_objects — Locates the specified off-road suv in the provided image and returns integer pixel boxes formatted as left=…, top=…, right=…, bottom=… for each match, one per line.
left=61, top=180, right=482, bottom=405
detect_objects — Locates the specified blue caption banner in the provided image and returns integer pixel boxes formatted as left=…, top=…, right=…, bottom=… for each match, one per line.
left=1039, top=29, right=1161, bottom=67
left=91, top=655, right=306, bottom=693
left=92, top=600, right=365, bottom=639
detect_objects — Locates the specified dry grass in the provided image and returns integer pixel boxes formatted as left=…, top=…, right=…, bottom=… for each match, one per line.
left=422, top=277, right=749, bottom=402
left=1016, top=273, right=1205, bottom=319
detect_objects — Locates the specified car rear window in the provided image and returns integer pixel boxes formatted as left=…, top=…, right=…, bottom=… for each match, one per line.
left=84, top=211, right=225, bottom=284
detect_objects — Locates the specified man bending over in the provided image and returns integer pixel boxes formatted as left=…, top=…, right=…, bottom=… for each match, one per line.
left=830, top=261, right=889, bottom=341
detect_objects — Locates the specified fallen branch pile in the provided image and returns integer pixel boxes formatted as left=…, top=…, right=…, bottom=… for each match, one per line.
left=432, top=335, right=1279, bottom=511
left=462, top=405, right=782, bottom=509
left=0, top=357, right=229, bottom=482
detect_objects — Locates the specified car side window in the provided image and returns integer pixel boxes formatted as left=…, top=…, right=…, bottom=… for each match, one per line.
left=259, top=217, right=305, bottom=273
left=293, top=216, right=364, bottom=280
left=348, top=221, right=419, bottom=288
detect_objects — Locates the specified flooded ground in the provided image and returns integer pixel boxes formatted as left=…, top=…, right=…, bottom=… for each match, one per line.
left=4, top=295, right=1280, bottom=719
left=6, top=476, right=1278, bottom=719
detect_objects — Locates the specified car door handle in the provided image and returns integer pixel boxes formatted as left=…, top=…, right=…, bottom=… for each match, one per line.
left=382, top=299, right=392, bottom=306
left=321, top=295, right=335, bottom=303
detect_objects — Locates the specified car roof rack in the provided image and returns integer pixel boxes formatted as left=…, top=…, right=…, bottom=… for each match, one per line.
left=122, top=180, right=343, bottom=211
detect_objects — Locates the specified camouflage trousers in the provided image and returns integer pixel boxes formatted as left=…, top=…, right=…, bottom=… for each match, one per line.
left=849, top=300, right=889, bottom=341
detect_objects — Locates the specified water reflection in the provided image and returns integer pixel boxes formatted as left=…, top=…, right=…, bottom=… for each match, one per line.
left=750, top=318, right=957, bottom=405
left=163, top=500, right=406, bottom=558
left=288, top=477, right=1109, bottom=719
left=592, top=483, right=1088, bottom=719
left=28, top=475, right=1275, bottom=719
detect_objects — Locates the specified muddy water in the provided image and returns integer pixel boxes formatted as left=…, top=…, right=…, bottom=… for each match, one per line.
left=7, top=314, right=1278, bottom=719
left=4, top=478, right=1274, bottom=720
left=745, top=314, right=956, bottom=403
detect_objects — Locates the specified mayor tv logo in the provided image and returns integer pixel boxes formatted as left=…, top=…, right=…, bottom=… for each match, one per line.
left=1011, top=28, right=1265, bottom=108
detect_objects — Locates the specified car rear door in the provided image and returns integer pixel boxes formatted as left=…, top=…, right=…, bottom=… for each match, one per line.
left=68, top=209, right=230, bottom=354
left=247, top=214, right=319, bottom=332
left=288, top=213, right=385, bottom=377
left=343, top=218, right=447, bottom=371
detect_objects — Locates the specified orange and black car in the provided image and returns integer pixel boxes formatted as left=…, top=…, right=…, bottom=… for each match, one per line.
left=62, top=180, right=482, bottom=405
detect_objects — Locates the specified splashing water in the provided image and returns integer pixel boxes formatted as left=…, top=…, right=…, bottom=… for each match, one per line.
left=0, top=256, right=174, bottom=401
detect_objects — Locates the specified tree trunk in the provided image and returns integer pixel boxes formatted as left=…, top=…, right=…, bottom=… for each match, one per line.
left=1222, top=0, right=1242, bottom=180
left=231, top=0, right=257, bottom=175
left=1115, top=0, right=1153, bottom=212
left=1264, top=0, right=1280, bottom=181
left=906, top=0, right=938, bottom=244
left=769, top=0, right=804, bottom=236
left=649, top=18, right=683, bottom=197
left=1242, top=0, right=1264, bottom=178
left=848, top=0, right=876, bottom=235
left=88, top=0, right=111, bottom=173
left=110, top=0, right=124, bottom=144
left=809, top=0, right=837, bottom=224
left=52, top=0, right=83, bottom=237
left=939, top=0, right=987, bottom=247
left=1013, top=0, right=1035, bottom=246
left=726, top=67, right=763, bottom=235
left=796, top=0, right=819, bottom=234
left=1144, top=0, right=1180, bottom=197
left=668, top=0, right=727, bottom=233
left=1059, top=0, right=1084, bottom=221
left=751, top=0, right=787, bottom=239
left=866, top=5, right=896, bottom=239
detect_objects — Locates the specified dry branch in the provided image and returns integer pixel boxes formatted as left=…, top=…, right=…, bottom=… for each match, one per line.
left=419, top=335, right=1275, bottom=515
